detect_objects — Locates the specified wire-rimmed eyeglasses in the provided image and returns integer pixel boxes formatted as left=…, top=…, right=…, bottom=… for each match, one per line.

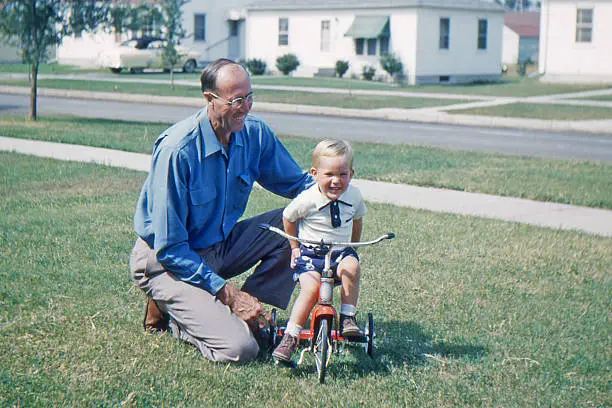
left=209, top=91, right=254, bottom=109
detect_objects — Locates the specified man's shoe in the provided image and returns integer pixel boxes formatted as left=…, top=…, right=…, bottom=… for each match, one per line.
left=143, top=296, right=169, bottom=333
left=340, top=314, right=364, bottom=339
left=272, top=333, right=299, bottom=364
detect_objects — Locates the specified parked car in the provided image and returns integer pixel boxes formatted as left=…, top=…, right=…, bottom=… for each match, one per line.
left=99, top=37, right=200, bottom=74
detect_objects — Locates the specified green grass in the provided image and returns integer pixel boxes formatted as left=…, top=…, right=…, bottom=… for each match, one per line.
left=573, top=95, right=612, bottom=102
left=0, top=62, right=102, bottom=75
left=1, top=152, right=610, bottom=406
left=0, top=78, right=465, bottom=110
left=1, top=116, right=611, bottom=209
left=452, top=102, right=612, bottom=120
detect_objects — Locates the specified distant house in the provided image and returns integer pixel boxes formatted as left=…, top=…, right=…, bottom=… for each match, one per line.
left=539, top=0, right=612, bottom=83
left=245, top=0, right=505, bottom=85
left=57, top=0, right=252, bottom=68
left=502, top=11, right=540, bottom=65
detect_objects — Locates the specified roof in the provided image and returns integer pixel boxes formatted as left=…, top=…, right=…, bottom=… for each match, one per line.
left=246, top=0, right=504, bottom=12
left=504, top=11, right=540, bottom=37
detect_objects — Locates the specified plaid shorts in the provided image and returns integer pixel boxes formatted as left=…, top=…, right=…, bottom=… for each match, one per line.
left=292, top=245, right=359, bottom=281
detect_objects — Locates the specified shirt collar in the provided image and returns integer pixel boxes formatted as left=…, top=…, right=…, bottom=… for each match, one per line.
left=314, top=186, right=351, bottom=210
left=198, top=108, right=245, bottom=158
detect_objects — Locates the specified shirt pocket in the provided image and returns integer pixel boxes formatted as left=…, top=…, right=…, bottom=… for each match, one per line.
left=234, top=173, right=253, bottom=210
left=189, top=187, right=217, bottom=206
left=188, top=187, right=217, bottom=226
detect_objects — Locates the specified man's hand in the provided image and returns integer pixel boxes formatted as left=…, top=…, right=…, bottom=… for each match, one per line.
left=217, top=283, right=270, bottom=332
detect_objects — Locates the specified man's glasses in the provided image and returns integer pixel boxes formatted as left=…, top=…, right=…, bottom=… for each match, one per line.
left=209, top=91, right=254, bottom=109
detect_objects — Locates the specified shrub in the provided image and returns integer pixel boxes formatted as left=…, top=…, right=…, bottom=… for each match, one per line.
left=362, top=65, right=376, bottom=81
left=335, top=60, right=349, bottom=78
left=380, top=53, right=403, bottom=81
left=244, top=59, right=267, bottom=75
left=276, top=53, right=300, bottom=75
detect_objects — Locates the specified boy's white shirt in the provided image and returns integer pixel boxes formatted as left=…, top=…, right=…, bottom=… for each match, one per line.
left=283, top=183, right=367, bottom=247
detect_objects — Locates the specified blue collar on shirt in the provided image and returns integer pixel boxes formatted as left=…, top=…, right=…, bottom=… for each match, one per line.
left=198, top=108, right=246, bottom=158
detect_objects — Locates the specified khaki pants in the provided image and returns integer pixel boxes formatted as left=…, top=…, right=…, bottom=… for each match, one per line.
left=129, top=208, right=293, bottom=363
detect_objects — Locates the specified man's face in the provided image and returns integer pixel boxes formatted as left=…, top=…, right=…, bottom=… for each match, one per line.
left=206, top=65, right=253, bottom=135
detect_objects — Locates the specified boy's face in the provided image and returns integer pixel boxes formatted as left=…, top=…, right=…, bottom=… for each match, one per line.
left=311, top=154, right=354, bottom=201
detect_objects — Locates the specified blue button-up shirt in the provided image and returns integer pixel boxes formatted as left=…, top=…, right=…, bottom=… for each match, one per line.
left=134, top=108, right=311, bottom=295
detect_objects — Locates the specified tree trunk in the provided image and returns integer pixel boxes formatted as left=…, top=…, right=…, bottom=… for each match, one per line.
left=30, top=63, right=39, bottom=120
left=170, top=69, right=175, bottom=90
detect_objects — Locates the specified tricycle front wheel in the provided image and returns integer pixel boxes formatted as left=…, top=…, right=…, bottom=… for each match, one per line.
left=315, top=319, right=329, bottom=383
left=364, top=312, right=374, bottom=357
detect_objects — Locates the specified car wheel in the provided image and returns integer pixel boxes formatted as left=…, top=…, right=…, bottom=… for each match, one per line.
left=110, top=68, right=122, bottom=74
left=183, top=59, right=197, bottom=73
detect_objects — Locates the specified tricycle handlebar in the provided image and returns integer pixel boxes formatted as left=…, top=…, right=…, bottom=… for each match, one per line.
left=258, top=223, right=395, bottom=249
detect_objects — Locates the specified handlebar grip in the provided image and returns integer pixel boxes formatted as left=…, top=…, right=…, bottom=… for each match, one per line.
left=258, top=223, right=271, bottom=230
left=386, top=232, right=396, bottom=239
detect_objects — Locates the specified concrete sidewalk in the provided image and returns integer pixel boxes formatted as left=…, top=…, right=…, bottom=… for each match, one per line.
left=2, top=136, right=611, bottom=238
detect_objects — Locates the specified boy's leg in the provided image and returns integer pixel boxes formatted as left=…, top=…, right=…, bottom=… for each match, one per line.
left=287, top=272, right=320, bottom=328
left=215, top=208, right=296, bottom=309
left=337, top=256, right=364, bottom=338
left=337, top=256, right=361, bottom=307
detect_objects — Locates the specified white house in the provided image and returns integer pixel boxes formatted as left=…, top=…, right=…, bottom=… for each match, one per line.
left=57, top=0, right=253, bottom=68
left=539, top=0, right=612, bottom=83
left=244, top=0, right=505, bottom=85
left=502, top=11, right=539, bottom=65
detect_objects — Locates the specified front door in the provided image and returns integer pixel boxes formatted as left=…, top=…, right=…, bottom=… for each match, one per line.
left=227, top=20, right=242, bottom=61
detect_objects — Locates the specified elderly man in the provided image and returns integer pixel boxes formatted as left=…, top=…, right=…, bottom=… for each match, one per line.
left=130, top=58, right=311, bottom=362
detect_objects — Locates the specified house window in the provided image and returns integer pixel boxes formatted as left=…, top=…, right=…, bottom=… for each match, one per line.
left=477, top=19, right=488, bottom=50
left=439, top=18, right=450, bottom=49
left=355, top=38, right=365, bottom=55
left=576, top=8, right=593, bottom=43
left=380, top=36, right=389, bottom=55
left=321, top=20, right=331, bottom=52
left=367, top=38, right=377, bottom=55
left=194, top=14, right=206, bottom=41
left=279, top=18, right=289, bottom=46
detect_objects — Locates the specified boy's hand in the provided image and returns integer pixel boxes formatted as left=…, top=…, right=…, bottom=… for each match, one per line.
left=290, top=247, right=301, bottom=269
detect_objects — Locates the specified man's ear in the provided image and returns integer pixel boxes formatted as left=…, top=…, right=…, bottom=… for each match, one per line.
left=203, top=92, right=213, bottom=103
left=350, top=168, right=355, bottom=178
left=310, top=167, right=317, bottom=176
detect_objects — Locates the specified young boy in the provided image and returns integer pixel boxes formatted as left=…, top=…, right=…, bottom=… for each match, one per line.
left=272, top=139, right=367, bottom=364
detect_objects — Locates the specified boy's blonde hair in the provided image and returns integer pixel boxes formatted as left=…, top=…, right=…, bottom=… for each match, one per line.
left=312, top=139, right=354, bottom=169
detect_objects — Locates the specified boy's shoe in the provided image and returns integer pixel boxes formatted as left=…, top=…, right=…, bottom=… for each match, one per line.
left=340, top=314, right=364, bottom=339
left=272, top=333, right=299, bottom=364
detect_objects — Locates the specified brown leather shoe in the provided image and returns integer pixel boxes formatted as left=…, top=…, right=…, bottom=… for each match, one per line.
left=272, top=333, right=299, bottom=363
left=340, top=314, right=364, bottom=339
left=143, top=296, right=168, bottom=332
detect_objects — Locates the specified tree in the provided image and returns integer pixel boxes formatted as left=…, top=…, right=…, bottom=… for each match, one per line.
left=0, top=0, right=107, bottom=120
left=495, top=0, right=534, bottom=11
left=161, top=0, right=189, bottom=89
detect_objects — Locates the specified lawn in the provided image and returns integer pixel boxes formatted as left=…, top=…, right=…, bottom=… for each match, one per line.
left=1, top=116, right=612, bottom=209
left=0, top=152, right=609, bottom=406
left=451, top=102, right=612, bottom=121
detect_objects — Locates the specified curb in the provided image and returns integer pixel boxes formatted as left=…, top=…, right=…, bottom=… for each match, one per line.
left=2, top=85, right=611, bottom=135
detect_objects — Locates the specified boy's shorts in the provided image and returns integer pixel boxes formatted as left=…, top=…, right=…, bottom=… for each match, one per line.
left=293, top=245, right=359, bottom=281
